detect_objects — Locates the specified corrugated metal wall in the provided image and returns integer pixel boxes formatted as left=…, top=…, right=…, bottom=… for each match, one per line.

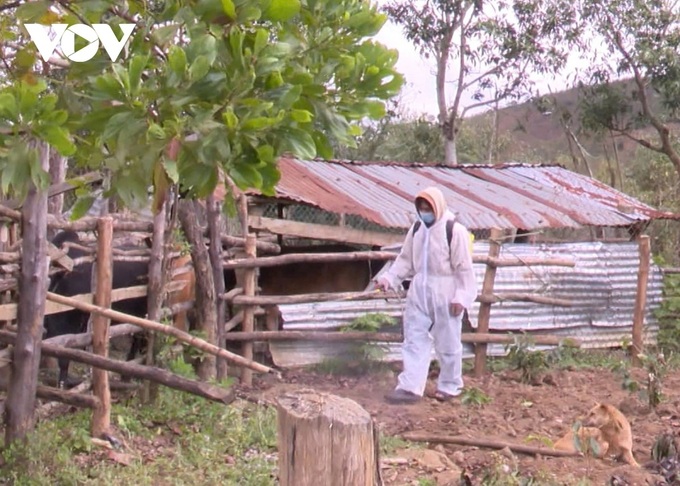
left=269, top=241, right=663, bottom=367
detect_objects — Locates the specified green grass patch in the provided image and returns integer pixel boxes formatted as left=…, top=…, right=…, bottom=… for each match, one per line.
left=1, top=388, right=278, bottom=485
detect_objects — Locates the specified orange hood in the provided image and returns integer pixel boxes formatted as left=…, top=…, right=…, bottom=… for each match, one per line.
left=415, top=187, right=447, bottom=222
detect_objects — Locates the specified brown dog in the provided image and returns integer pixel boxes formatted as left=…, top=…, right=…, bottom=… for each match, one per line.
left=554, top=426, right=609, bottom=457
left=584, top=402, right=639, bottom=467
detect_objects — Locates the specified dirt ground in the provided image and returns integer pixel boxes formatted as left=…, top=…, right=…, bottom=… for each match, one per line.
left=247, top=357, right=680, bottom=485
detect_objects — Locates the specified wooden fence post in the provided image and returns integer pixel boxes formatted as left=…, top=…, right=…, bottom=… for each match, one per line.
left=277, top=389, right=381, bottom=486
left=241, top=234, right=257, bottom=386
left=207, top=194, right=227, bottom=380
left=631, top=235, right=651, bottom=366
left=474, top=227, right=503, bottom=378
left=4, top=141, right=49, bottom=446
left=144, top=195, right=168, bottom=403
left=91, top=216, right=113, bottom=437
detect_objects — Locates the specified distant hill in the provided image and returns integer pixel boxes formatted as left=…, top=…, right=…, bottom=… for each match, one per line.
left=469, top=78, right=665, bottom=171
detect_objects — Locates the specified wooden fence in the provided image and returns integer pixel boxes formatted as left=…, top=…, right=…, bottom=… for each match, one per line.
left=219, top=227, right=589, bottom=385
left=0, top=204, right=654, bottom=435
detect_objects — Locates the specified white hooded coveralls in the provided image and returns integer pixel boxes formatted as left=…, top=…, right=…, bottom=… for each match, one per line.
left=381, top=187, right=477, bottom=397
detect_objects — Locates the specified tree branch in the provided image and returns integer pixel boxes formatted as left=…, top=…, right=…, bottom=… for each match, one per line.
left=0, top=1, right=21, bottom=13
left=109, top=6, right=168, bottom=61
left=614, top=128, right=664, bottom=153
left=461, top=65, right=500, bottom=91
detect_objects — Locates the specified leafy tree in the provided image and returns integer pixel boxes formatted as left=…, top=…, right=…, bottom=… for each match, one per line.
left=0, top=0, right=403, bottom=209
left=574, top=0, right=680, bottom=180
left=335, top=108, right=511, bottom=163
left=383, top=0, right=576, bottom=165
left=0, top=0, right=403, bottom=444
left=625, top=145, right=680, bottom=265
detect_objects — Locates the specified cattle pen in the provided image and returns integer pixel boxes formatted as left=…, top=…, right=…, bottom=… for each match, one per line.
left=0, top=158, right=675, bottom=457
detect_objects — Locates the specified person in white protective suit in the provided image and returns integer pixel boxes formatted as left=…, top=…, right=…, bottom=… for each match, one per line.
left=375, top=186, right=477, bottom=404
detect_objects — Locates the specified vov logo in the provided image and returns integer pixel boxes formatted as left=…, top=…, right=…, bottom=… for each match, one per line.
left=24, top=24, right=135, bottom=63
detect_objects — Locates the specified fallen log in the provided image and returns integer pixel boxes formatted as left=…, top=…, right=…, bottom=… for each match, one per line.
left=37, top=380, right=92, bottom=416
left=36, top=384, right=99, bottom=409
left=0, top=330, right=235, bottom=404
left=0, top=379, right=98, bottom=410
left=45, top=292, right=275, bottom=375
left=224, top=331, right=581, bottom=347
left=401, top=432, right=580, bottom=458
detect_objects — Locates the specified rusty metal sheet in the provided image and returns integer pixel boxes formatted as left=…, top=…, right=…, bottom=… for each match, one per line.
left=270, top=240, right=664, bottom=367
left=244, top=158, right=679, bottom=231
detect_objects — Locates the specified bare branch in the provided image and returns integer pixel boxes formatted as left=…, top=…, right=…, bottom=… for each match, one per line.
left=461, top=96, right=508, bottom=117
left=0, top=1, right=21, bottom=13
left=109, top=6, right=168, bottom=60
left=461, top=65, right=501, bottom=91
left=612, top=128, right=664, bottom=153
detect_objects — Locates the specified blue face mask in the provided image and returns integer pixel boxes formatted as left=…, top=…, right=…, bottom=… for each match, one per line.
left=418, top=211, right=435, bottom=225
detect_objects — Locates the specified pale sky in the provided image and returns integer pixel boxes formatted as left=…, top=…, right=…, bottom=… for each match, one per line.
left=372, top=2, right=588, bottom=119
left=373, top=17, right=442, bottom=118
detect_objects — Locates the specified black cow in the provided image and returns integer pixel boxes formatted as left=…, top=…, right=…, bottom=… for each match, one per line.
left=45, top=230, right=149, bottom=388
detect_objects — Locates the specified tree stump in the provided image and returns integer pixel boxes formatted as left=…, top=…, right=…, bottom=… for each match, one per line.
left=277, top=389, right=381, bottom=486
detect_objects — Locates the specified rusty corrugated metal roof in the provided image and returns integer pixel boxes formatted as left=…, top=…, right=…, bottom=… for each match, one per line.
left=239, top=158, right=680, bottom=231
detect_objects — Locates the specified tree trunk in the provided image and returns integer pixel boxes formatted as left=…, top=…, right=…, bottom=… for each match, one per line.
left=207, top=195, right=227, bottom=380
left=240, top=235, right=257, bottom=386
left=277, top=390, right=381, bottom=486
left=144, top=194, right=169, bottom=402
left=178, top=199, right=216, bottom=381
left=4, top=141, right=49, bottom=446
left=91, top=217, right=113, bottom=437
left=443, top=128, right=458, bottom=165
left=46, top=149, right=66, bottom=240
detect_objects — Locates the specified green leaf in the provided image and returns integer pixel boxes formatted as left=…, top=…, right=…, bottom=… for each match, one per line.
left=153, top=24, right=181, bottom=45
left=111, top=63, right=130, bottom=94
left=189, top=55, right=211, bottom=82
left=237, top=5, right=262, bottom=23
left=128, top=54, right=149, bottom=96
left=16, top=0, right=50, bottom=21
left=69, top=196, right=96, bottom=221
left=258, top=162, right=281, bottom=196
left=263, top=0, right=300, bottom=22
left=162, top=160, right=180, bottom=183
left=242, top=117, right=278, bottom=131
left=311, top=131, right=333, bottom=159
left=229, top=162, right=263, bottom=189
left=223, top=109, right=238, bottom=130
left=278, top=127, right=316, bottom=159
left=147, top=123, right=166, bottom=140
left=28, top=148, right=49, bottom=191
left=168, top=46, right=187, bottom=76
left=365, top=100, right=386, bottom=119
left=0, top=93, right=18, bottom=120
left=257, top=144, right=275, bottom=164
left=40, top=126, right=76, bottom=156
left=14, top=47, right=36, bottom=71
left=290, top=109, right=313, bottom=123
left=253, top=28, right=268, bottom=55
left=102, top=112, right=136, bottom=140
left=221, top=0, right=236, bottom=19
left=228, top=30, right=245, bottom=70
